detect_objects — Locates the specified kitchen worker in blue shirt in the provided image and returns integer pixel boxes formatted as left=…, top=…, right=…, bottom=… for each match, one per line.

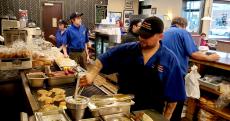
left=162, top=16, right=220, bottom=121
left=49, top=19, right=67, bottom=51
left=80, top=17, right=186, bottom=120
left=63, top=12, right=90, bottom=69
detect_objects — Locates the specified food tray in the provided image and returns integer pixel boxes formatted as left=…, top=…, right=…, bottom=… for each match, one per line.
left=102, top=113, right=133, bottom=121
left=47, top=71, right=76, bottom=86
left=31, top=84, right=106, bottom=110
left=88, top=99, right=134, bottom=117
left=199, top=78, right=221, bottom=91
left=79, top=118, right=102, bottom=121
left=27, top=72, right=47, bottom=88
left=55, top=58, right=77, bottom=69
left=35, top=110, right=71, bottom=121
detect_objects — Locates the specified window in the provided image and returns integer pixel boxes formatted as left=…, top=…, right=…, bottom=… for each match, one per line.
left=183, top=1, right=202, bottom=32
left=209, top=2, right=230, bottom=39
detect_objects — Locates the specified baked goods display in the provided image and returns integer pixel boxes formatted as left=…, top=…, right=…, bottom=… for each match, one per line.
left=37, top=88, right=67, bottom=112
left=0, top=46, right=31, bottom=59
left=0, top=40, right=32, bottom=59
left=199, top=97, right=215, bottom=108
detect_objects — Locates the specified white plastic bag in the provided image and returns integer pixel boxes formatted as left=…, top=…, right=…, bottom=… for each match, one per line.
left=185, top=65, right=201, bottom=99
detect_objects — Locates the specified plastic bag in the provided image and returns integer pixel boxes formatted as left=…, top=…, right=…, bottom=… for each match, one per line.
left=185, top=65, right=201, bottom=99
left=216, top=83, right=230, bottom=109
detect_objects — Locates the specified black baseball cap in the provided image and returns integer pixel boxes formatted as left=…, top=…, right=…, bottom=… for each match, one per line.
left=58, top=19, right=67, bottom=25
left=69, top=12, right=83, bottom=20
left=139, top=16, right=164, bottom=39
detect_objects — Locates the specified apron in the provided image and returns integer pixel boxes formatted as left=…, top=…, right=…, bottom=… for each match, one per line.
left=118, top=54, right=165, bottom=113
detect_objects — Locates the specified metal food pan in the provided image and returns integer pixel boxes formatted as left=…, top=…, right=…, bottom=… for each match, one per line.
left=88, top=101, right=134, bottom=117
left=35, top=110, right=71, bottom=121
left=102, top=113, right=133, bottom=121
left=27, top=72, right=47, bottom=88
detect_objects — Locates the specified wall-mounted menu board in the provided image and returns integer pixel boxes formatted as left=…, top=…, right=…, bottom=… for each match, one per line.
left=95, top=5, right=107, bottom=24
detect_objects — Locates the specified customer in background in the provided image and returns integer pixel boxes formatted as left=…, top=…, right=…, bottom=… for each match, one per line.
left=63, top=12, right=90, bottom=70
left=122, top=19, right=142, bottom=43
left=200, top=33, right=208, bottom=46
left=162, top=16, right=220, bottom=121
left=81, top=17, right=186, bottom=120
left=49, top=19, right=67, bottom=51
left=116, top=20, right=126, bottom=35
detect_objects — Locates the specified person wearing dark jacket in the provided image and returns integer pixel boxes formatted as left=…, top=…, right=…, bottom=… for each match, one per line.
left=122, top=19, right=142, bottom=43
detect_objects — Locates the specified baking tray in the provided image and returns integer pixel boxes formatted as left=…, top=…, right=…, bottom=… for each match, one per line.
left=35, top=110, right=71, bottom=121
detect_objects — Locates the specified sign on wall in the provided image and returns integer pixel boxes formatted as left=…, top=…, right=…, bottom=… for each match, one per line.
left=95, top=5, right=107, bottom=24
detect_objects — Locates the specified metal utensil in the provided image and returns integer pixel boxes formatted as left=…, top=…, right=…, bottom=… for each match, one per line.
left=74, top=72, right=86, bottom=98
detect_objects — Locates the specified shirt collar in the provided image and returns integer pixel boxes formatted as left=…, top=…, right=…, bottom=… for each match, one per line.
left=171, top=24, right=177, bottom=28
left=71, top=24, right=81, bottom=29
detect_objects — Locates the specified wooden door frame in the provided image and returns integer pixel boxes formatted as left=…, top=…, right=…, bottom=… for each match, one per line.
left=40, top=1, right=64, bottom=30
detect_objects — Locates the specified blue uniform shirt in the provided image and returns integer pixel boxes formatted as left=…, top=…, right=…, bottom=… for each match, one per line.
left=98, top=42, right=186, bottom=102
left=162, top=25, right=198, bottom=76
left=55, top=29, right=67, bottom=48
left=65, top=24, right=89, bottom=51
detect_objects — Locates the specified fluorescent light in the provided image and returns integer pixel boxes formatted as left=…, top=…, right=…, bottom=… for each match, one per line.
left=201, top=16, right=212, bottom=21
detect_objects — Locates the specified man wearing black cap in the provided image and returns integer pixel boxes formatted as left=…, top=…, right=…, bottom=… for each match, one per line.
left=63, top=12, right=90, bottom=69
left=80, top=16, right=186, bottom=120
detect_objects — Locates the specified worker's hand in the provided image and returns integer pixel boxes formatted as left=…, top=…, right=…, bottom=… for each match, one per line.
left=207, top=53, right=220, bottom=61
left=63, top=53, right=69, bottom=58
left=79, top=73, right=94, bottom=87
left=49, top=35, right=55, bottom=40
left=86, top=55, right=90, bottom=63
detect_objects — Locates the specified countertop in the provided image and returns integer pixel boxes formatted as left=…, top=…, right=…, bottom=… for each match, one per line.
left=190, top=50, right=230, bottom=71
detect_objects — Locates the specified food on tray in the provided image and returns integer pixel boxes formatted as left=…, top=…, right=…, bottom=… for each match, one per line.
left=59, top=101, right=67, bottom=109
left=38, top=96, right=54, bottom=104
left=54, top=95, right=66, bottom=102
left=55, top=57, right=77, bottom=68
left=50, top=88, right=66, bottom=95
left=37, top=89, right=52, bottom=96
left=40, top=104, right=59, bottom=112
left=65, top=96, right=89, bottom=105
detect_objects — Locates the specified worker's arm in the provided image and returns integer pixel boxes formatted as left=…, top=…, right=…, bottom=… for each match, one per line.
left=85, top=43, right=90, bottom=63
left=80, top=59, right=103, bottom=86
left=62, top=45, right=69, bottom=58
left=191, top=51, right=220, bottom=61
left=49, top=35, right=56, bottom=40
left=163, top=102, right=177, bottom=120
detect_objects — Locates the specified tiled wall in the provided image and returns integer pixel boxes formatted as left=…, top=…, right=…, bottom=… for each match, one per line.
left=0, top=0, right=108, bottom=30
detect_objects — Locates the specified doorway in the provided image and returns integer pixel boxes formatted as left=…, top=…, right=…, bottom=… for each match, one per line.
left=42, top=2, right=63, bottom=45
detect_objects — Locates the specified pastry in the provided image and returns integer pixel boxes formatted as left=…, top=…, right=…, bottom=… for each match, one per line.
left=53, top=95, right=66, bottom=102
left=59, top=101, right=67, bottom=109
left=50, top=88, right=65, bottom=95
left=37, top=89, right=52, bottom=96
left=199, top=97, right=207, bottom=104
left=40, top=104, right=59, bottom=112
left=38, top=96, right=54, bottom=104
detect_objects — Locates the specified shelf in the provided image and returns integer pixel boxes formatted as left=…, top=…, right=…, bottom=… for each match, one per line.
left=200, top=85, right=222, bottom=96
left=199, top=104, right=230, bottom=120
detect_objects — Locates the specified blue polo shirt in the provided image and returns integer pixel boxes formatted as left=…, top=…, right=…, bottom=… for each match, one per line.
left=55, top=29, right=67, bottom=48
left=65, top=24, right=89, bottom=51
left=98, top=42, right=186, bottom=102
left=162, top=25, right=198, bottom=76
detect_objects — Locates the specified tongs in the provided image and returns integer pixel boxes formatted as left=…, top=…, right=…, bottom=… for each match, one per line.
left=74, top=72, right=85, bottom=98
